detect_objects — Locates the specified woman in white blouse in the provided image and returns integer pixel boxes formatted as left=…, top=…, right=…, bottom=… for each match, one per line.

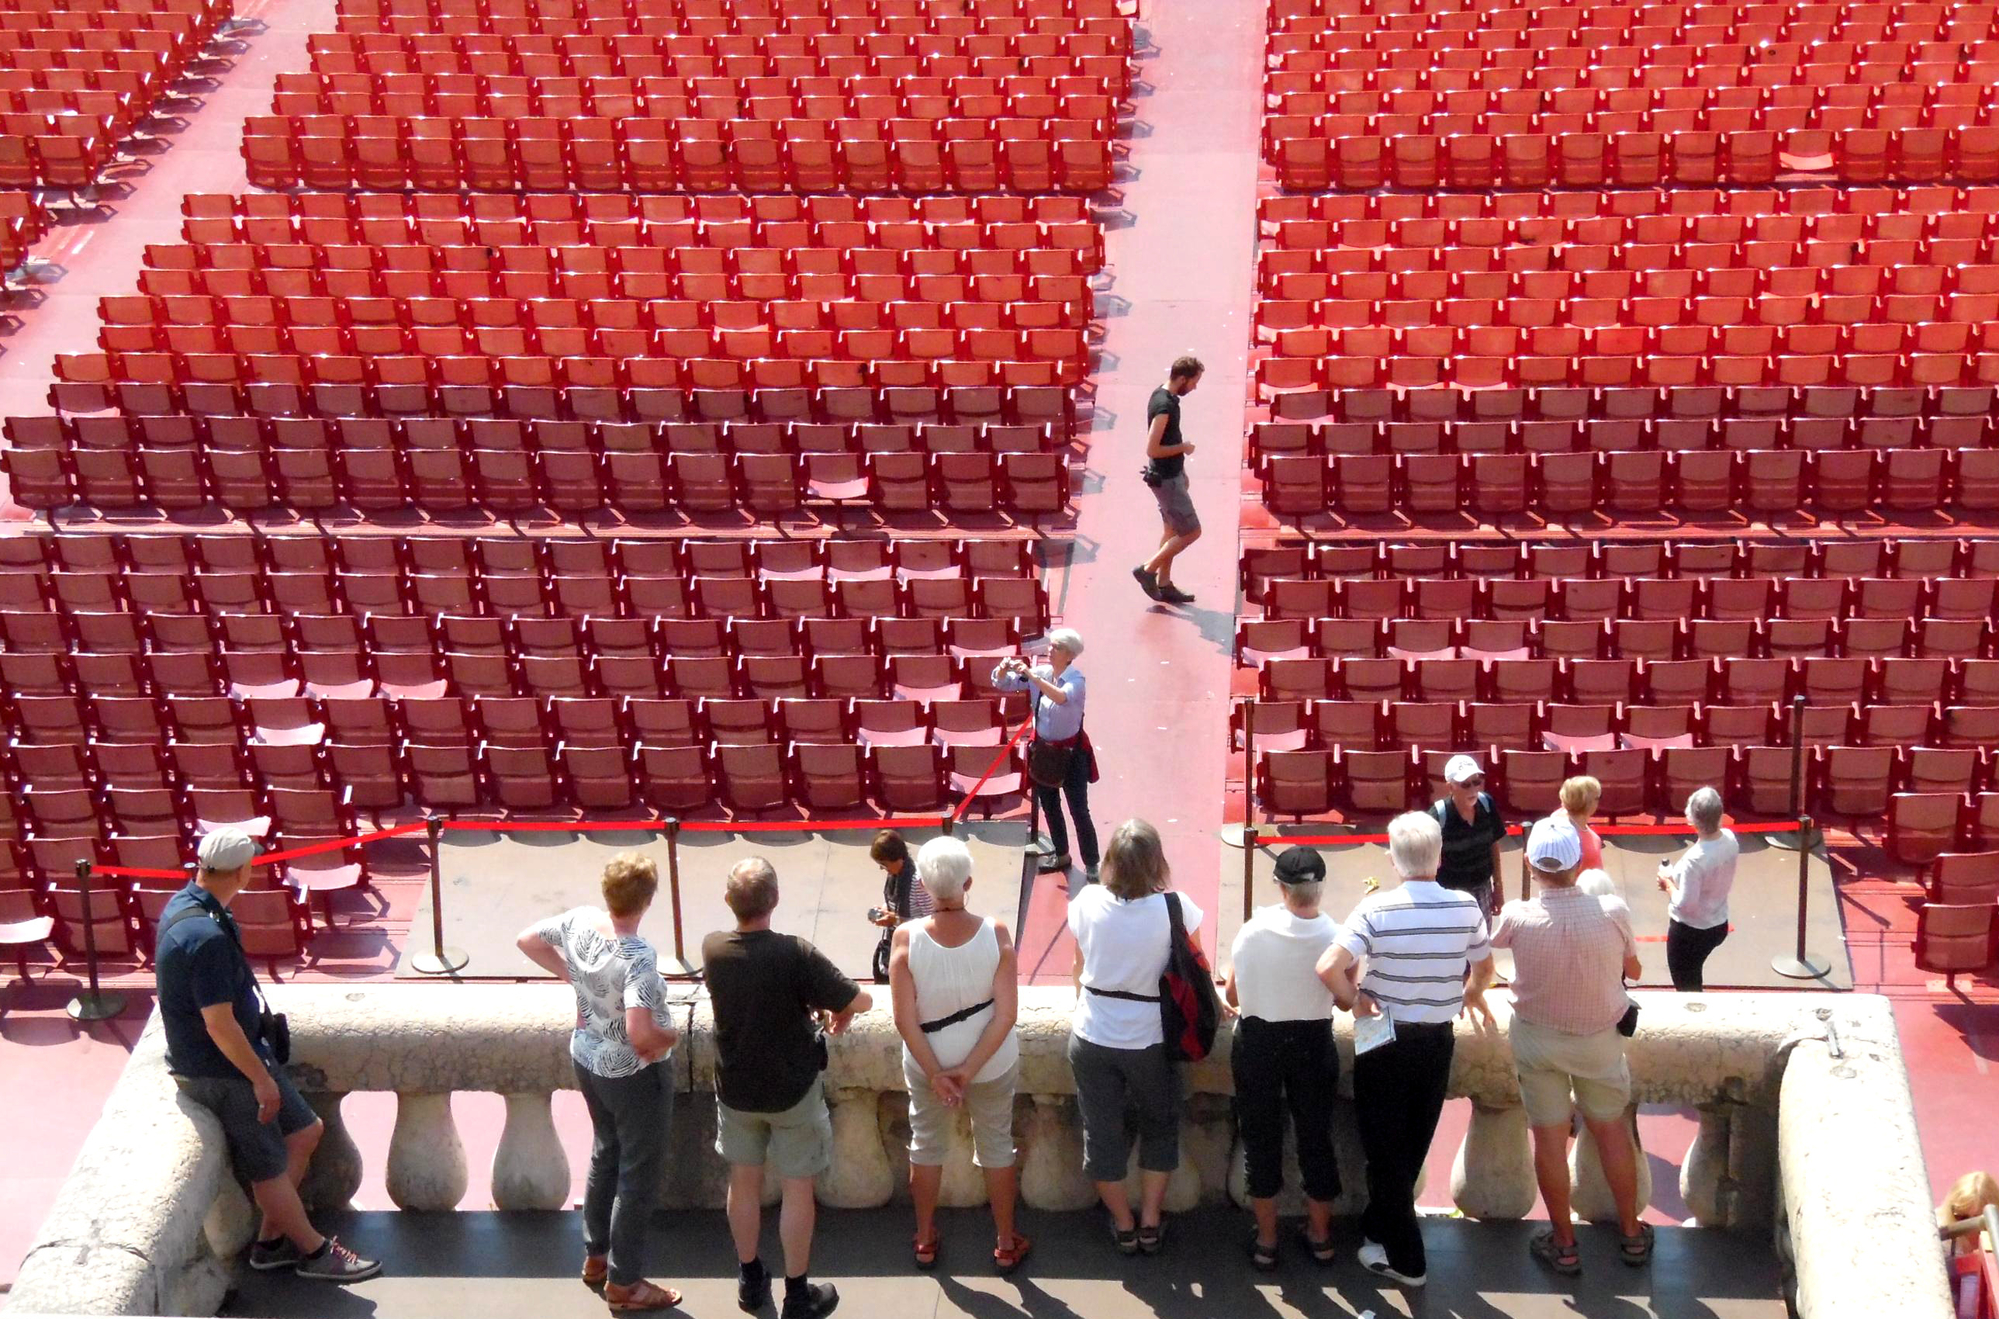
left=515, top=853, right=681, bottom=1312
left=1066, top=818, right=1202, bottom=1256
left=888, top=835, right=1027, bottom=1274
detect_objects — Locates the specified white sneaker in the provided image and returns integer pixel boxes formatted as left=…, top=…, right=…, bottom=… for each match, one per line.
left=1356, top=1240, right=1426, bottom=1288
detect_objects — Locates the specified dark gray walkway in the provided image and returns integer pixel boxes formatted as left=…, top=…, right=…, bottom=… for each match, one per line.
left=227, top=1206, right=1785, bottom=1319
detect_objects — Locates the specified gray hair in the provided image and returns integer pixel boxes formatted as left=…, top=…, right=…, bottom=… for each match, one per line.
left=1576, top=869, right=1621, bottom=901
left=1047, top=627, right=1084, bottom=658
left=1280, top=879, right=1324, bottom=908
left=915, top=835, right=973, bottom=904
left=1386, top=811, right=1443, bottom=880
left=1687, top=786, right=1725, bottom=834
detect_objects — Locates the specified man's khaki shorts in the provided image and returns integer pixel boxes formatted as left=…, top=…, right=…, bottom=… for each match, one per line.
left=1509, top=1015, right=1632, bottom=1128
left=715, top=1079, right=833, bottom=1181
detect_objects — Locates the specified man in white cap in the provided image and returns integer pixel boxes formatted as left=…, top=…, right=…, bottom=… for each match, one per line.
left=1491, top=816, right=1649, bottom=1277
left=155, top=828, right=380, bottom=1282
left=1431, top=754, right=1508, bottom=916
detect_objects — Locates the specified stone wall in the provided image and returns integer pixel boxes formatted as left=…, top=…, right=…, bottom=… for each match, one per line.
left=6, top=986, right=1948, bottom=1319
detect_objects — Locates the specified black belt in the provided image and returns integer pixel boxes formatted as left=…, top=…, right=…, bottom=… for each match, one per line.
left=1084, top=986, right=1160, bottom=1003
left=919, top=999, right=994, bottom=1034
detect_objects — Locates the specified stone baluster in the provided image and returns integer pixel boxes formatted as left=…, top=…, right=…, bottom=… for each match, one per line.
left=203, top=1176, right=256, bottom=1262
left=1018, top=1094, right=1095, bottom=1211
left=493, top=1091, right=570, bottom=1211
left=386, top=1092, right=469, bottom=1211
left=1570, top=1102, right=1652, bottom=1224
left=817, top=1088, right=893, bottom=1208
left=298, top=1090, right=363, bottom=1213
left=1451, top=1102, right=1537, bottom=1220
left=1682, top=1102, right=1732, bottom=1226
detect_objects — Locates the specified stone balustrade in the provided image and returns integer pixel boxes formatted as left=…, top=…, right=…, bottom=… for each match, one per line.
left=8, top=985, right=1950, bottom=1319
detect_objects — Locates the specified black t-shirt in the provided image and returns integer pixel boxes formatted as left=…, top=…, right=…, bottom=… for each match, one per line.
left=702, top=928, right=861, bottom=1112
left=1434, top=794, right=1507, bottom=895
left=1146, top=386, right=1185, bottom=480
left=155, top=883, right=269, bottom=1080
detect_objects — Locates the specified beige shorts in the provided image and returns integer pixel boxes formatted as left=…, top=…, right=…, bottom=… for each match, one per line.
left=715, top=1079, right=832, bottom=1181
left=904, top=1060, right=1019, bottom=1169
left=1509, top=1015, right=1632, bottom=1128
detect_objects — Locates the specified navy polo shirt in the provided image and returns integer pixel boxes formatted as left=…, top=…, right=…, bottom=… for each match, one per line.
left=155, top=882, right=268, bottom=1079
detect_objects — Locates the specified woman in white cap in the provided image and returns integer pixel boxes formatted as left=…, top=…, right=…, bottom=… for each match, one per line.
left=1492, top=816, right=1650, bottom=1275
left=1432, top=753, right=1508, bottom=916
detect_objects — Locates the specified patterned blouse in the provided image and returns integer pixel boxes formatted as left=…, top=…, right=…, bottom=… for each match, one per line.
left=533, top=908, right=672, bottom=1078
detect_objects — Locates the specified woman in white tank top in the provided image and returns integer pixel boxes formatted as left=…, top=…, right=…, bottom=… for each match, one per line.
left=889, top=837, right=1028, bottom=1275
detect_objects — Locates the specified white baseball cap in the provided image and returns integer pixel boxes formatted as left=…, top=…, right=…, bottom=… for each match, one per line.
left=1526, top=816, right=1583, bottom=874
left=1444, top=754, right=1485, bottom=785
left=196, top=827, right=258, bottom=873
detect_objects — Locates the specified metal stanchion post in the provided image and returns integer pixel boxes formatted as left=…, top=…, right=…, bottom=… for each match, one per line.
left=661, top=818, right=693, bottom=978
left=1771, top=810, right=1832, bottom=981
left=65, top=859, right=125, bottom=1022
left=1770, top=695, right=1810, bottom=852
left=409, top=816, right=469, bottom=976
left=1221, top=700, right=1256, bottom=850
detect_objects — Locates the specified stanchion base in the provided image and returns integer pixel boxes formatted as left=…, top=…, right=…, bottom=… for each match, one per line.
left=1770, top=954, right=1833, bottom=981
left=66, top=991, right=126, bottom=1022
left=660, top=957, right=697, bottom=980
left=1220, top=824, right=1260, bottom=850
left=1766, top=833, right=1809, bottom=852
left=409, top=947, right=470, bottom=976
left=1024, top=832, right=1054, bottom=857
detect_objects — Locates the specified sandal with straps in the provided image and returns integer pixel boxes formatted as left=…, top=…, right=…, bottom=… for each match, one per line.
left=581, top=1255, right=609, bottom=1290
left=604, top=1279, right=683, bottom=1313
left=913, top=1232, right=940, bottom=1271
left=1529, top=1228, right=1582, bottom=1277
left=1296, top=1227, right=1336, bottom=1266
left=1247, top=1238, right=1280, bottom=1272
left=1111, top=1224, right=1139, bottom=1256
left=993, top=1234, right=1033, bottom=1275
left=1618, top=1222, right=1656, bottom=1267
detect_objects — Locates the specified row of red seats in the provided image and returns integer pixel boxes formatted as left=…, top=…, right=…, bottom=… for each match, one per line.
left=6, top=445, right=1068, bottom=517
left=183, top=184, right=1098, bottom=230
left=1237, top=616, right=1996, bottom=665
left=242, top=118, right=1115, bottom=193
left=1244, top=570, right=1999, bottom=618
left=0, top=187, right=43, bottom=268
left=1259, top=183, right=1999, bottom=226
left=0, top=645, right=1039, bottom=705
left=339, top=0, right=1129, bottom=25
left=0, top=127, right=112, bottom=188
left=1249, top=412, right=1994, bottom=457
left=1237, top=535, right=1996, bottom=585
left=1252, top=740, right=1987, bottom=822
left=1265, top=13, right=1999, bottom=54
left=34, top=376, right=1074, bottom=424
left=1257, top=244, right=1999, bottom=286
left=0, top=87, right=134, bottom=127
left=1253, top=349, right=1999, bottom=394
left=0, top=529, right=1035, bottom=577
left=1252, top=446, right=1998, bottom=516
left=326, top=23, right=1127, bottom=58
left=1257, top=382, right=1991, bottom=425
left=1267, top=85, right=1999, bottom=127
left=1260, top=295, right=1999, bottom=334
left=1264, top=324, right=1999, bottom=365
left=1254, top=652, right=1999, bottom=710
left=1, top=879, right=310, bottom=974
left=1272, top=126, right=1999, bottom=189
left=9, top=413, right=1065, bottom=455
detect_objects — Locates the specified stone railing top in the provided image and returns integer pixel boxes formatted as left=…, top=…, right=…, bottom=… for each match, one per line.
left=274, top=981, right=1867, bottom=1110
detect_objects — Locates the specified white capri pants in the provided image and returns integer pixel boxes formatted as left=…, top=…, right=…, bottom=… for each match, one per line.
left=903, top=1060, right=1020, bottom=1169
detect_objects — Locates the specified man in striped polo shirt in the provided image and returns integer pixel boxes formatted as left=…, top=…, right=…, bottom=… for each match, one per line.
left=1317, top=810, right=1496, bottom=1289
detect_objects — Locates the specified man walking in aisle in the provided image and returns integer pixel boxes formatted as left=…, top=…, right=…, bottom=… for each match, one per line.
left=1133, top=355, right=1204, bottom=605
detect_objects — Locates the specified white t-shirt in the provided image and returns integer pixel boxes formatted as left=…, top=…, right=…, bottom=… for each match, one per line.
left=1667, top=830, right=1738, bottom=930
left=1229, top=904, right=1339, bottom=1023
left=1068, top=886, right=1205, bottom=1050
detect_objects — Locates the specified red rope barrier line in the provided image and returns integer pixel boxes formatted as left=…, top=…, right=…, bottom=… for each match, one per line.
left=950, top=714, right=1038, bottom=823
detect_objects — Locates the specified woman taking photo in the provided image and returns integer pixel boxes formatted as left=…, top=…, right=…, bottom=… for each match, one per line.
left=992, top=628, right=1098, bottom=882
left=889, top=836, right=1028, bottom=1275
left=1066, top=818, right=1200, bottom=1255
left=515, top=853, right=682, bottom=1312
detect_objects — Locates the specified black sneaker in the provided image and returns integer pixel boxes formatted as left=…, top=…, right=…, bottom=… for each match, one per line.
left=247, top=1238, right=303, bottom=1271
left=738, top=1266, right=772, bottom=1312
left=781, top=1282, right=840, bottom=1319
left=1131, top=566, right=1161, bottom=599
left=1037, top=851, right=1072, bottom=873
left=293, top=1237, right=381, bottom=1283
left=1155, top=584, right=1196, bottom=605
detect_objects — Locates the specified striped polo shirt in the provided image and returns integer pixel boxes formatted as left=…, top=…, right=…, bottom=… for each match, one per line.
left=1334, top=880, right=1492, bottom=1025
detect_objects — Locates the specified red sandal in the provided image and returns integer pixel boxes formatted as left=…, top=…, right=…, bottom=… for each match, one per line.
left=604, top=1279, right=682, bottom=1312
left=913, top=1232, right=940, bottom=1271
left=993, top=1234, right=1033, bottom=1275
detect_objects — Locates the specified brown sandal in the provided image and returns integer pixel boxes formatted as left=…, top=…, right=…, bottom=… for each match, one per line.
left=581, top=1255, right=609, bottom=1290
left=914, top=1232, right=941, bottom=1271
left=604, top=1279, right=682, bottom=1312
left=993, top=1234, right=1033, bottom=1275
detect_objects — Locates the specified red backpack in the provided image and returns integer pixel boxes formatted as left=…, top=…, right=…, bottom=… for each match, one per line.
left=1158, top=892, right=1221, bottom=1063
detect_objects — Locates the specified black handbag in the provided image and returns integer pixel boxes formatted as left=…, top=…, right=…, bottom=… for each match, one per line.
left=1616, top=997, right=1640, bottom=1038
left=1026, top=690, right=1077, bottom=788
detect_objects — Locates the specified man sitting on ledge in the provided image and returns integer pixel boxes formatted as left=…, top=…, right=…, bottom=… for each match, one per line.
left=156, top=828, right=380, bottom=1283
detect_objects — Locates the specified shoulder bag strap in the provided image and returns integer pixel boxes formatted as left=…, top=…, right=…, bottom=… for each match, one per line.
left=161, top=900, right=271, bottom=1014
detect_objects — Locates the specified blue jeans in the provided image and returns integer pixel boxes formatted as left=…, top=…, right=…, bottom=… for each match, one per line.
left=1037, top=743, right=1098, bottom=867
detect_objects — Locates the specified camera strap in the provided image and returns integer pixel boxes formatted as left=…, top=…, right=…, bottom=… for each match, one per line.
left=160, top=899, right=276, bottom=1021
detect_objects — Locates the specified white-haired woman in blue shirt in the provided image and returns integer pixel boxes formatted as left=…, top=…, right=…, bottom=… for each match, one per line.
left=992, top=628, right=1098, bottom=881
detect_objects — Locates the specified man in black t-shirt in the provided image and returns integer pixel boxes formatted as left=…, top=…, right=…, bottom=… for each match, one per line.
left=704, top=857, right=870, bottom=1319
left=1133, top=354, right=1205, bottom=605
left=1433, top=754, right=1509, bottom=916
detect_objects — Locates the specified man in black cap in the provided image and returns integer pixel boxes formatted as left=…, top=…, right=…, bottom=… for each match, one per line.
left=1219, top=846, right=1342, bottom=1269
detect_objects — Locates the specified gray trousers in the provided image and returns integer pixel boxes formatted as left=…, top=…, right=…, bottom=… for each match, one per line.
left=1067, top=1032, right=1180, bottom=1183
left=574, top=1060, right=674, bottom=1287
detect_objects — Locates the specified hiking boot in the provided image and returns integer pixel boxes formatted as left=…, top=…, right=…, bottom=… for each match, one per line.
left=1131, top=566, right=1161, bottom=600
left=294, top=1237, right=382, bottom=1283
left=781, top=1282, right=840, bottom=1319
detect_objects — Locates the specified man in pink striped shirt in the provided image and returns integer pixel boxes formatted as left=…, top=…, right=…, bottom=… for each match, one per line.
left=1492, top=817, right=1650, bottom=1278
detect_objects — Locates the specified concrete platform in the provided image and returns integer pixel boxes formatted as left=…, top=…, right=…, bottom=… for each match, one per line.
left=403, top=823, right=1031, bottom=981
left=1216, top=833, right=1852, bottom=991
left=226, top=1205, right=1786, bottom=1319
